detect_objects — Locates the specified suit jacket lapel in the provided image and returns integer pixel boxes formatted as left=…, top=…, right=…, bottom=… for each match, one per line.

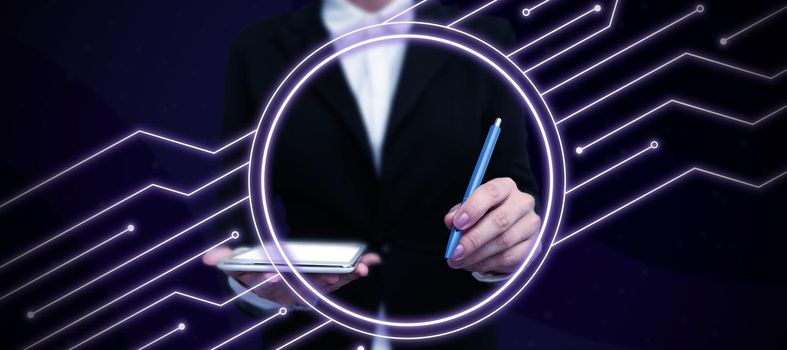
left=273, top=2, right=455, bottom=170
left=275, top=1, right=374, bottom=168
left=384, top=4, right=453, bottom=149
left=385, top=44, right=449, bottom=141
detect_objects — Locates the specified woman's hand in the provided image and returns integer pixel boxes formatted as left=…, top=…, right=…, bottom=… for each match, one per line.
left=444, top=177, right=541, bottom=274
left=203, top=247, right=381, bottom=307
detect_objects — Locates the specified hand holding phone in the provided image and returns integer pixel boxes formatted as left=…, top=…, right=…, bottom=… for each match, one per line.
left=203, top=246, right=381, bottom=308
left=217, top=241, right=368, bottom=274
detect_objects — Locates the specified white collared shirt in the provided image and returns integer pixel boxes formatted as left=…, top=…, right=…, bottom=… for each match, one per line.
left=322, top=0, right=414, bottom=173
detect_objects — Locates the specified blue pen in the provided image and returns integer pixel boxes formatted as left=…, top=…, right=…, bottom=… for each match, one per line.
left=445, top=118, right=502, bottom=259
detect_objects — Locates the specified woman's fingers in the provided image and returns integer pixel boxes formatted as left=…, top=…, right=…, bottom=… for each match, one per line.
left=209, top=249, right=382, bottom=304
left=353, top=263, right=369, bottom=277
left=458, top=212, right=540, bottom=267
left=359, top=253, right=382, bottom=266
left=202, top=246, right=234, bottom=266
left=315, top=274, right=341, bottom=285
left=463, top=239, right=536, bottom=274
left=443, top=203, right=461, bottom=229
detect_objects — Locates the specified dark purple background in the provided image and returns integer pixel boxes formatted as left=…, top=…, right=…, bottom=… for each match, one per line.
left=1, top=0, right=785, bottom=349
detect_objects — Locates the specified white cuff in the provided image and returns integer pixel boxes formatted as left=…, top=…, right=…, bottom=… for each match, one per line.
left=472, top=271, right=511, bottom=283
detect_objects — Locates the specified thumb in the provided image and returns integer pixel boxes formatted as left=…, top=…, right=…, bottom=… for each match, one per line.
left=443, top=203, right=461, bottom=229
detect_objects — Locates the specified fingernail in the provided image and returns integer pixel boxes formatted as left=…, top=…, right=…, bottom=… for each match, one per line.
left=451, top=244, right=465, bottom=261
left=454, top=213, right=470, bottom=229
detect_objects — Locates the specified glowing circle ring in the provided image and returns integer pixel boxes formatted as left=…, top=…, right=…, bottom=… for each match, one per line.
left=248, top=21, right=566, bottom=339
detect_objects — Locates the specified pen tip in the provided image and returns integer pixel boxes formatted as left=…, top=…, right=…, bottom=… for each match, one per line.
left=494, top=118, right=502, bottom=127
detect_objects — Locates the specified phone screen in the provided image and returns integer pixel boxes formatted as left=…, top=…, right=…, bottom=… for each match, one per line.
left=232, top=242, right=362, bottom=265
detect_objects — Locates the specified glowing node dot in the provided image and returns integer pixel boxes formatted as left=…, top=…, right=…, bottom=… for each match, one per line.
left=719, top=37, right=727, bottom=45
left=279, top=307, right=288, bottom=315
left=521, top=8, right=531, bottom=17
left=357, top=346, right=365, bottom=350
left=127, top=224, right=135, bottom=232
left=178, top=323, right=186, bottom=330
left=594, top=4, right=602, bottom=12
left=27, top=311, right=34, bottom=319
left=651, top=141, right=659, bottom=149
left=696, top=5, right=704, bottom=13
left=575, top=146, right=584, bottom=155
left=231, top=231, right=240, bottom=239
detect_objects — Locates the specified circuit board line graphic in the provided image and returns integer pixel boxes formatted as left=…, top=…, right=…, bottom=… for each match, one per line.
left=208, top=308, right=287, bottom=350
left=447, top=0, right=499, bottom=27
left=507, top=4, right=601, bottom=58
left=5, top=0, right=785, bottom=348
left=567, top=141, right=658, bottom=194
left=577, top=100, right=787, bottom=154
left=274, top=320, right=333, bottom=350
left=555, top=53, right=787, bottom=125
left=0, top=162, right=249, bottom=271
left=542, top=4, right=703, bottom=95
left=24, top=230, right=242, bottom=349
left=0, top=129, right=255, bottom=211
left=553, top=168, right=787, bottom=247
left=384, top=0, right=429, bottom=23
left=68, top=274, right=279, bottom=349
left=135, top=323, right=185, bottom=350
left=521, top=0, right=555, bottom=17
left=27, top=197, right=248, bottom=319
left=720, top=4, right=787, bottom=46
left=523, top=0, right=620, bottom=73
left=0, top=225, right=134, bottom=301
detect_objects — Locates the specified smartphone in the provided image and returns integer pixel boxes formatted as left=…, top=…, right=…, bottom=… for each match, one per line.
left=217, top=241, right=367, bottom=274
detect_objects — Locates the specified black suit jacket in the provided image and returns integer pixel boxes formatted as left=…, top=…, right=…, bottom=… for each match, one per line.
left=222, top=1, right=539, bottom=349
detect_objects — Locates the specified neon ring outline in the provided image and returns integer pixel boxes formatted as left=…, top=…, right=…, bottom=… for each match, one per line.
left=247, top=21, right=567, bottom=339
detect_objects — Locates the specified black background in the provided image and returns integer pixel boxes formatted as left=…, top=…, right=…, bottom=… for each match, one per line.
left=0, top=0, right=785, bottom=349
